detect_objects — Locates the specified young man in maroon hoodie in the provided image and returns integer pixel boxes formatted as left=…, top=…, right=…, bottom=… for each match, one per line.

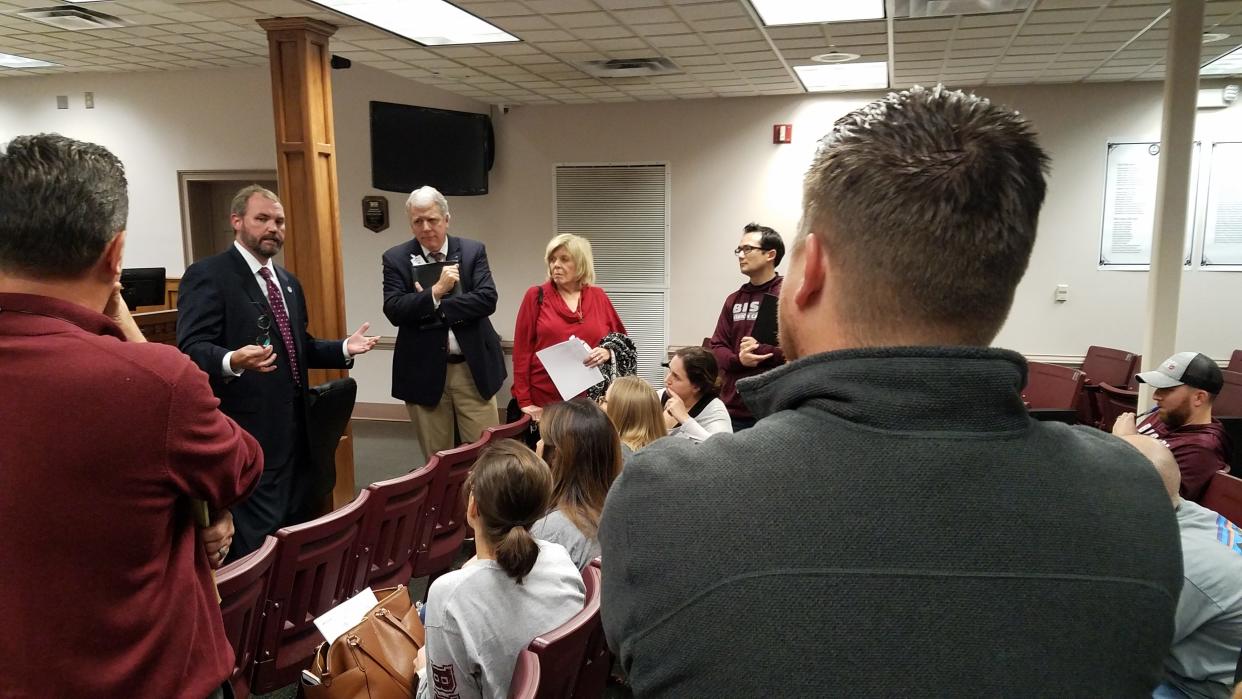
left=1114, top=351, right=1233, bottom=502
left=708, top=223, right=785, bottom=431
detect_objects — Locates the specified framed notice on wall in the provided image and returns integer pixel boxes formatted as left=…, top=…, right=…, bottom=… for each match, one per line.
left=1098, top=141, right=1199, bottom=270
left=1201, top=142, right=1242, bottom=269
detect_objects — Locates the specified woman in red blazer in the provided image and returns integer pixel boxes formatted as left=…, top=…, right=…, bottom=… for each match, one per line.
left=512, top=234, right=635, bottom=420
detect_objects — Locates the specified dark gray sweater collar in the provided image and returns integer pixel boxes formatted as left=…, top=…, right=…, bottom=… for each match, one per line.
left=739, top=346, right=1031, bottom=433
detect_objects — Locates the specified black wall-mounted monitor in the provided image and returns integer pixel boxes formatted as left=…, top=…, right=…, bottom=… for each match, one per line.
left=369, top=101, right=494, bottom=196
left=119, top=267, right=166, bottom=310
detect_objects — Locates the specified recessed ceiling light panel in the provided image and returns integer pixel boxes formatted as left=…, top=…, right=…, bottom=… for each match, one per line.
left=795, top=62, right=888, bottom=92
left=305, top=0, right=518, bottom=46
left=0, top=52, right=59, bottom=68
left=1202, top=45, right=1242, bottom=77
left=893, top=0, right=1031, bottom=17
left=749, top=0, right=884, bottom=26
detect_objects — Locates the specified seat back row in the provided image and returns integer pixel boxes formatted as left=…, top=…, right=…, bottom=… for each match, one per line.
left=217, top=415, right=531, bottom=697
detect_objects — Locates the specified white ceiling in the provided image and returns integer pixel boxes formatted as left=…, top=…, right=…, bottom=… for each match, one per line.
left=1, top=0, right=1240, bottom=105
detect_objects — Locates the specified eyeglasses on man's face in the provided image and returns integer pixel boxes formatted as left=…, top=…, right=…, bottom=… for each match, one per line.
left=734, top=245, right=768, bottom=256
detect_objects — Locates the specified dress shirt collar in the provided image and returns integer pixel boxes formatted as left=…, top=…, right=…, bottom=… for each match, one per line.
left=419, top=237, right=450, bottom=260
left=233, top=240, right=273, bottom=277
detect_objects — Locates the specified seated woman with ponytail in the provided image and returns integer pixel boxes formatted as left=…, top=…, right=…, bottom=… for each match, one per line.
left=531, top=398, right=623, bottom=569
left=415, top=440, right=585, bottom=699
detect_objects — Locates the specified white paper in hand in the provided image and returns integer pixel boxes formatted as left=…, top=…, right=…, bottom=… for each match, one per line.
left=314, top=587, right=379, bottom=644
left=536, top=335, right=604, bottom=400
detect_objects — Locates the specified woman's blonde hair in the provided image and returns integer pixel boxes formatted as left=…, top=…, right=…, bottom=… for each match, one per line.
left=605, top=376, right=666, bottom=452
left=544, top=233, right=595, bottom=286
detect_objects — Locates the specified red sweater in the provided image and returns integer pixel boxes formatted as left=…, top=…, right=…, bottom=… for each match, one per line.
left=0, top=293, right=263, bottom=699
left=708, top=275, right=785, bottom=420
left=512, top=282, right=626, bottom=408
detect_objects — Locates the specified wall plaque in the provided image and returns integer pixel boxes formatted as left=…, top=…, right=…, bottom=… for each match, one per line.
left=362, top=196, right=388, bottom=233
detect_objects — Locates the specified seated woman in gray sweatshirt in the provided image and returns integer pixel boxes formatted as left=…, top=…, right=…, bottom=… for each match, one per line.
left=415, top=440, right=585, bottom=699
left=531, top=398, right=624, bottom=569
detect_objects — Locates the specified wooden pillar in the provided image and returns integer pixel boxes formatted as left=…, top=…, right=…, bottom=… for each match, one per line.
left=1138, top=0, right=1204, bottom=407
left=258, top=17, right=356, bottom=509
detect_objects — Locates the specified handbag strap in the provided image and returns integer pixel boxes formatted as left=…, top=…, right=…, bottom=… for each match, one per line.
left=345, top=608, right=423, bottom=693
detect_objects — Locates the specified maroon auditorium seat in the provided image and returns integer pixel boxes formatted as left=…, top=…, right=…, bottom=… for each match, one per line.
left=485, top=414, right=533, bottom=443
left=573, top=561, right=611, bottom=699
left=1201, top=471, right=1242, bottom=525
left=357, top=460, right=439, bottom=591
left=1077, top=346, right=1141, bottom=426
left=250, top=490, right=372, bottom=694
left=1094, top=381, right=1139, bottom=431
left=508, top=649, right=541, bottom=699
left=528, top=564, right=603, bottom=699
left=1023, top=361, right=1086, bottom=423
left=1228, top=350, right=1242, bottom=374
left=411, top=437, right=487, bottom=581
left=1214, top=370, right=1242, bottom=418
left=216, top=535, right=279, bottom=699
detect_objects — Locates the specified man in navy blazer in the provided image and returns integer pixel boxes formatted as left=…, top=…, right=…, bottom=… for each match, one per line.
left=382, top=186, right=506, bottom=459
left=178, top=185, right=379, bottom=559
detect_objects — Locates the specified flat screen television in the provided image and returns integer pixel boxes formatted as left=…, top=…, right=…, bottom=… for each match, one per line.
left=119, top=267, right=166, bottom=310
left=370, top=101, right=494, bottom=196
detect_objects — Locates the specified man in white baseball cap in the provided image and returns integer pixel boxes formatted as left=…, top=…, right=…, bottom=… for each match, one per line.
left=1114, top=352, right=1232, bottom=502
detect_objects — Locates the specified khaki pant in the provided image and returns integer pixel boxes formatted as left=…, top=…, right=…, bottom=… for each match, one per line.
left=406, top=360, right=498, bottom=461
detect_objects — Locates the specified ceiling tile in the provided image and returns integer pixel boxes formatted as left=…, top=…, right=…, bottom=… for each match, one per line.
left=676, top=2, right=744, bottom=21
left=549, top=11, right=614, bottom=28
left=692, top=17, right=754, bottom=32
left=519, top=29, right=577, bottom=42
left=628, top=21, right=690, bottom=36
left=572, top=25, right=636, bottom=39
left=525, top=0, right=598, bottom=12
left=498, top=15, right=558, bottom=31
left=592, top=37, right=649, bottom=51
left=614, top=6, right=678, bottom=24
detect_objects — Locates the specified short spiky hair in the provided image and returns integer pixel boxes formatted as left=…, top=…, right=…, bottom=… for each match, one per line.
left=801, top=85, right=1049, bottom=345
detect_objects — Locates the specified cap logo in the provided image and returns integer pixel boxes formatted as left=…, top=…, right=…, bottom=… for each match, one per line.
left=1166, top=361, right=1176, bottom=370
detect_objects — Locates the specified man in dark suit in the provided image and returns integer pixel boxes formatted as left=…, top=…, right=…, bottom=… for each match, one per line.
left=178, top=185, right=379, bottom=560
left=382, top=186, right=505, bottom=460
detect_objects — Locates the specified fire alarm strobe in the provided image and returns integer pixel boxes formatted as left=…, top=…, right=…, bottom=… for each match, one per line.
left=773, top=124, right=792, bottom=144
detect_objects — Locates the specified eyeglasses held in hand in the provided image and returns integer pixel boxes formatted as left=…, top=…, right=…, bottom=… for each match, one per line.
left=256, top=314, right=271, bottom=347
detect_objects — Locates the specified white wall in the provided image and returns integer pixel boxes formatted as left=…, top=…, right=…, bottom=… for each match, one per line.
left=472, top=81, right=1242, bottom=370
left=0, top=68, right=276, bottom=271
left=5, top=67, right=1241, bottom=406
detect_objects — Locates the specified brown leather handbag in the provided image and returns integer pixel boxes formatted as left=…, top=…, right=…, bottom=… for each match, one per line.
left=303, top=585, right=425, bottom=699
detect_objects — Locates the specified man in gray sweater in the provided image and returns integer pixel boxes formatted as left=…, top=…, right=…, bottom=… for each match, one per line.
left=598, top=86, right=1183, bottom=696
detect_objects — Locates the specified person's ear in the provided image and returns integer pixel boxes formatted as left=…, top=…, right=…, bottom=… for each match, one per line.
left=466, top=493, right=479, bottom=526
left=792, top=233, right=827, bottom=310
left=100, top=230, right=126, bottom=281
left=230, top=212, right=244, bottom=235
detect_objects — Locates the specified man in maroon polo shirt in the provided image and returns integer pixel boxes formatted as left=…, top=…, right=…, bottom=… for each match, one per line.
left=0, top=134, right=263, bottom=698
left=1114, top=351, right=1232, bottom=502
